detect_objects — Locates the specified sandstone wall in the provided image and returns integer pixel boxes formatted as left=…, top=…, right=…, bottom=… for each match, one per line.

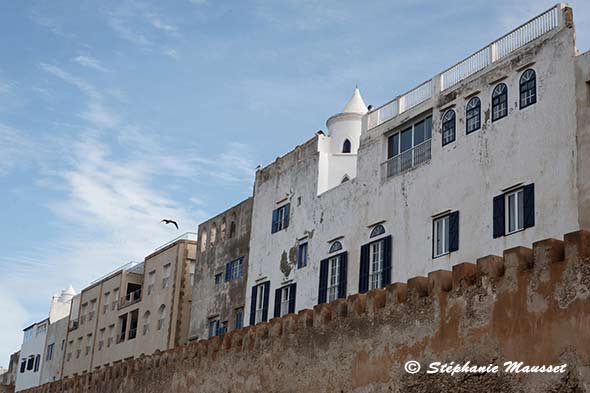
left=25, top=231, right=590, bottom=392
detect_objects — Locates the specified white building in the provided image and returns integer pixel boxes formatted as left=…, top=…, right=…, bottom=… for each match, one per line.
left=15, top=286, right=75, bottom=392
left=244, top=5, right=590, bottom=325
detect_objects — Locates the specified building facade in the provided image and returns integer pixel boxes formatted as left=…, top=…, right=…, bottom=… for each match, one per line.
left=61, top=235, right=196, bottom=378
left=15, top=287, right=75, bottom=392
left=188, top=198, right=253, bottom=340
left=244, top=5, right=590, bottom=325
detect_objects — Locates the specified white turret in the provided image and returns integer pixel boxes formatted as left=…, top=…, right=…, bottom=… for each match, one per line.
left=49, top=285, right=76, bottom=323
left=317, top=88, right=367, bottom=194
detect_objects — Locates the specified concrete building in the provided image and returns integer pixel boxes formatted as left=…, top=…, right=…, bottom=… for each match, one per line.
left=0, top=351, right=20, bottom=389
left=244, top=4, right=590, bottom=325
left=61, top=234, right=196, bottom=378
left=188, top=198, right=253, bottom=340
left=15, top=287, right=75, bottom=392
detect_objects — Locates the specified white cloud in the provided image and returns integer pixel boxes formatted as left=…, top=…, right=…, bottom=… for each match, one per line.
left=40, top=63, right=119, bottom=129
left=72, top=56, right=109, bottom=72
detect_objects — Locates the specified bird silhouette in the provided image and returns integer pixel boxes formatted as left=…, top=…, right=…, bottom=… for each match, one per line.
left=161, top=219, right=179, bottom=230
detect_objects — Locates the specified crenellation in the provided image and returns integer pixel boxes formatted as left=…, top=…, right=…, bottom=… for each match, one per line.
left=532, top=238, right=565, bottom=266
left=312, top=303, right=331, bottom=327
left=427, top=269, right=453, bottom=294
left=385, top=282, right=408, bottom=305
left=451, top=262, right=477, bottom=289
left=345, top=294, right=366, bottom=318
left=407, top=276, right=431, bottom=299
left=564, top=229, right=590, bottom=261
left=476, top=255, right=505, bottom=280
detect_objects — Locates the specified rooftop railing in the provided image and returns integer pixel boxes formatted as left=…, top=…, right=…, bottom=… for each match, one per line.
left=364, top=3, right=565, bottom=132
left=154, top=232, right=197, bottom=252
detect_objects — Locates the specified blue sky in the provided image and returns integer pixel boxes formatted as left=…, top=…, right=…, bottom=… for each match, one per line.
left=0, top=0, right=588, bottom=366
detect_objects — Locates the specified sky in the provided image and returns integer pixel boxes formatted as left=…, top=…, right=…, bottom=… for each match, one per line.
left=0, top=0, right=589, bottom=367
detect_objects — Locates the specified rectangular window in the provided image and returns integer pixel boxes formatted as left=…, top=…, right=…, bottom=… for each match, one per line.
left=46, top=343, right=54, bottom=361
left=162, top=264, right=171, bottom=289
left=103, top=292, right=110, bottom=314
left=227, top=258, right=243, bottom=281
left=20, top=360, right=26, bottom=373
left=506, top=189, right=525, bottom=234
left=215, top=273, right=223, bottom=286
left=208, top=319, right=219, bottom=338
left=88, top=300, right=96, bottom=321
left=271, top=204, right=290, bottom=233
left=112, top=288, right=119, bottom=311
left=369, top=241, right=384, bottom=290
left=280, top=286, right=290, bottom=317
left=219, top=321, right=228, bottom=335
left=297, top=242, right=308, bottom=269
left=255, top=284, right=266, bottom=323
left=434, top=215, right=450, bottom=257
left=327, top=256, right=341, bottom=302
left=148, top=271, right=156, bottom=295
left=235, top=308, right=244, bottom=329
left=385, top=116, right=432, bottom=178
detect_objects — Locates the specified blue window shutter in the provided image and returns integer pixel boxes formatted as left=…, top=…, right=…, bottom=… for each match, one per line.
left=523, top=184, right=535, bottom=229
left=262, top=281, right=270, bottom=322
left=382, top=236, right=392, bottom=287
left=283, top=204, right=290, bottom=228
left=249, top=285, right=257, bottom=326
left=225, top=262, right=231, bottom=282
left=493, top=194, right=505, bottom=238
left=273, top=287, right=282, bottom=318
left=338, top=252, right=348, bottom=299
left=359, top=244, right=370, bottom=293
left=318, top=258, right=329, bottom=304
left=449, top=211, right=460, bottom=252
left=271, top=209, right=279, bottom=233
left=288, top=283, right=297, bottom=314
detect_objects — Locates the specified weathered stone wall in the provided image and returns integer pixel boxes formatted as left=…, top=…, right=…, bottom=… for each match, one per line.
left=24, top=231, right=590, bottom=392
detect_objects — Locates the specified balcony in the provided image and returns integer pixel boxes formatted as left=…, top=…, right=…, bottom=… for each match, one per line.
left=69, top=319, right=79, bottom=331
left=118, top=288, right=142, bottom=309
left=381, top=139, right=431, bottom=179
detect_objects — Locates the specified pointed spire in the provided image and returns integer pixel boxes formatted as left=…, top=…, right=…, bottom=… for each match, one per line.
left=341, top=87, right=367, bottom=114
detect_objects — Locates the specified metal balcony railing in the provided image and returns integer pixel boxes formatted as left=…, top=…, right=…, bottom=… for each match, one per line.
left=119, top=288, right=142, bottom=309
left=381, top=139, right=431, bottom=179
left=69, top=319, right=79, bottom=331
left=364, top=4, right=565, bottom=132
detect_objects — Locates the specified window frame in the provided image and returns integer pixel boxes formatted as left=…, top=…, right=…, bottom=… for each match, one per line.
left=519, top=69, right=537, bottom=109
left=386, top=115, right=433, bottom=159
left=368, top=239, right=384, bottom=290
left=327, top=255, right=341, bottom=302
left=297, top=242, right=308, bottom=269
left=506, top=188, right=525, bottom=235
left=466, top=96, right=481, bottom=134
left=441, top=109, right=456, bottom=146
left=235, top=308, right=244, bottom=329
left=255, top=283, right=266, bottom=324
left=492, top=83, right=508, bottom=122
left=271, top=203, right=290, bottom=234
left=433, top=215, right=450, bottom=258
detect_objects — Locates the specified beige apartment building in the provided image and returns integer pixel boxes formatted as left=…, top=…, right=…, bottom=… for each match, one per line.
left=61, top=235, right=196, bottom=378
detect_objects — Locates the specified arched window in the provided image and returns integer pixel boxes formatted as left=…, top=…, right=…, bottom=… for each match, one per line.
left=143, top=311, right=150, bottom=336
left=158, top=305, right=166, bottom=331
left=442, top=109, right=456, bottom=146
left=370, top=224, right=386, bottom=238
left=492, top=83, right=508, bottom=121
left=329, top=241, right=343, bottom=254
left=210, top=224, right=217, bottom=245
left=220, top=218, right=226, bottom=241
left=466, top=97, right=481, bottom=134
left=229, top=221, right=236, bottom=238
left=342, top=139, right=352, bottom=153
left=341, top=175, right=350, bottom=183
left=520, top=69, right=536, bottom=109
left=200, top=231, right=207, bottom=252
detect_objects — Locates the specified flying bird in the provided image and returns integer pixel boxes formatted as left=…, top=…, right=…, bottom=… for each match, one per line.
left=161, top=219, right=179, bottom=230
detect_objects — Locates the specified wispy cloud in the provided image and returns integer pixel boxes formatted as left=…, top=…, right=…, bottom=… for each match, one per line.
left=72, top=56, right=109, bottom=72
left=40, top=63, right=119, bottom=129
left=104, top=0, right=182, bottom=54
